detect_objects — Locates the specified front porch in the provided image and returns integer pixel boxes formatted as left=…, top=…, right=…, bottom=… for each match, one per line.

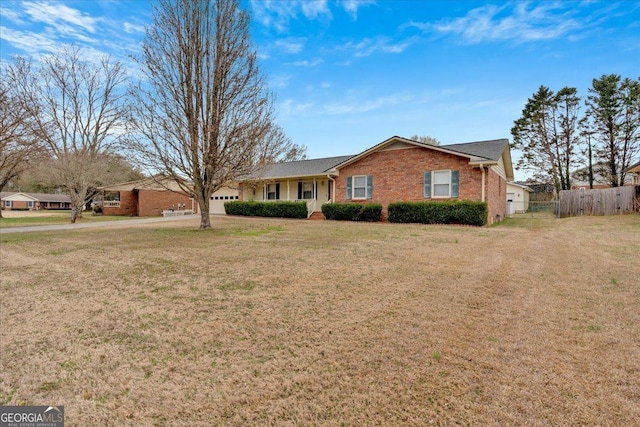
left=242, top=177, right=333, bottom=218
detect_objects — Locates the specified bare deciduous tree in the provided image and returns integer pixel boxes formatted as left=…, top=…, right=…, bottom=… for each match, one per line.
left=15, top=47, right=129, bottom=223
left=409, top=135, right=441, bottom=146
left=129, top=0, right=305, bottom=229
left=0, top=58, right=46, bottom=217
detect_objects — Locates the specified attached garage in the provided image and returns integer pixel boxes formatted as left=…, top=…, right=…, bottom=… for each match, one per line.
left=210, top=187, right=239, bottom=214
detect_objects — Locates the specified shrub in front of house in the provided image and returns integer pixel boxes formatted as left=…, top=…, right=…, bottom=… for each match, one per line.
left=224, top=200, right=308, bottom=218
left=322, top=202, right=382, bottom=222
left=387, top=200, right=487, bottom=226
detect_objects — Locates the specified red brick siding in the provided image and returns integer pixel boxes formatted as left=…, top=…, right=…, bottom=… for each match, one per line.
left=102, top=190, right=138, bottom=216
left=334, top=147, right=489, bottom=220
left=486, top=168, right=507, bottom=223
left=6, top=201, right=30, bottom=210
left=138, top=190, right=194, bottom=217
left=102, top=189, right=196, bottom=217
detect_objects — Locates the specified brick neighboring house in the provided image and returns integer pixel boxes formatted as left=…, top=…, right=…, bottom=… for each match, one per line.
left=1, top=192, right=71, bottom=210
left=239, top=136, right=514, bottom=224
left=97, top=176, right=198, bottom=217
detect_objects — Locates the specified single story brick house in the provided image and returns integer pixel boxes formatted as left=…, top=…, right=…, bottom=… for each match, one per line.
left=0, top=192, right=71, bottom=210
left=239, top=136, right=514, bottom=224
left=97, top=176, right=198, bottom=217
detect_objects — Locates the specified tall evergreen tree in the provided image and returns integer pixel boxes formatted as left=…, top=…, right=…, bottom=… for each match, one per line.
left=585, top=74, right=640, bottom=187
left=511, top=85, right=581, bottom=192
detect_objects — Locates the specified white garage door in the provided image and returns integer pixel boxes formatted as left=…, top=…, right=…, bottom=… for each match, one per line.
left=210, top=188, right=239, bottom=214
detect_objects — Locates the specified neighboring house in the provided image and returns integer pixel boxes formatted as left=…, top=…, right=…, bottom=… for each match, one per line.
left=239, top=136, right=514, bottom=224
left=625, top=160, right=640, bottom=185
left=506, top=182, right=533, bottom=214
left=0, top=192, right=71, bottom=210
left=97, top=176, right=199, bottom=217
left=571, top=163, right=636, bottom=189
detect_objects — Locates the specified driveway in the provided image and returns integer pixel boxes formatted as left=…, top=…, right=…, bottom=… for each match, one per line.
left=0, top=214, right=200, bottom=234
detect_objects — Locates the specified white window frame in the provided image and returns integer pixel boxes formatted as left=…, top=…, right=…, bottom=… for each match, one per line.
left=27, top=201, right=34, bottom=208
left=4, top=200, right=11, bottom=208
left=301, top=181, right=314, bottom=200
left=266, top=183, right=278, bottom=200
left=432, top=170, right=452, bottom=198
left=352, top=175, right=368, bottom=200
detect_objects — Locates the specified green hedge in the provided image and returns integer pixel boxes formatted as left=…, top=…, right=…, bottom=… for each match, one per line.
left=321, top=203, right=382, bottom=222
left=387, top=200, right=487, bottom=226
left=224, top=200, right=308, bottom=218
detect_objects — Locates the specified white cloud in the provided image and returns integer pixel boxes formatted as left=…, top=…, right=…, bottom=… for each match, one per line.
left=0, top=26, right=59, bottom=55
left=341, top=0, right=376, bottom=19
left=323, top=92, right=415, bottom=115
left=301, top=0, right=330, bottom=20
left=23, top=1, right=100, bottom=34
left=291, top=58, right=323, bottom=67
left=270, top=74, right=292, bottom=89
left=123, top=22, right=145, bottom=35
left=0, top=6, right=25, bottom=25
left=280, top=99, right=315, bottom=117
left=339, top=36, right=414, bottom=57
left=250, top=0, right=300, bottom=32
left=410, top=2, right=583, bottom=44
left=250, top=0, right=331, bottom=31
left=274, top=38, right=306, bottom=54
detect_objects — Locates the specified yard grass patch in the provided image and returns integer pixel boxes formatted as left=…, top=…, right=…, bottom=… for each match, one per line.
left=1, top=214, right=639, bottom=425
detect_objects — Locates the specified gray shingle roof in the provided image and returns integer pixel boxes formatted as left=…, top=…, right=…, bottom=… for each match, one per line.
left=442, top=139, right=509, bottom=162
left=249, top=155, right=354, bottom=179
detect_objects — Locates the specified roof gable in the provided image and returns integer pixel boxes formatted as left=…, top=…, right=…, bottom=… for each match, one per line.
left=0, top=192, right=70, bottom=202
left=237, top=136, right=514, bottom=182
left=333, top=136, right=511, bottom=170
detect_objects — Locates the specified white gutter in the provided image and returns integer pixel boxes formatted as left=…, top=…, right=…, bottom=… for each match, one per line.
left=480, top=164, right=486, bottom=202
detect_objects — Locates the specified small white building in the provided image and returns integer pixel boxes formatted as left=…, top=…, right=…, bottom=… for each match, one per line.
left=506, top=182, right=533, bottom=215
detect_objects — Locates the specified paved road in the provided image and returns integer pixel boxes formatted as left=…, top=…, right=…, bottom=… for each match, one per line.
left=0, top=214, right=201, bottom=234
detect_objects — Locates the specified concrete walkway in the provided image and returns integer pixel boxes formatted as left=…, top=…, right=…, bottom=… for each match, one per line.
left=0, top=214, right=201, bottom=234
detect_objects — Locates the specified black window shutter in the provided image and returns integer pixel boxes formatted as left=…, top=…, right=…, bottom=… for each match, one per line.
left=451, top=170, right=459, bottom=198
left=297, top=182, right=302, bottom=199
left=424, top=171, right=431, bottom=198
left=275, top=183, right=280, bottom=200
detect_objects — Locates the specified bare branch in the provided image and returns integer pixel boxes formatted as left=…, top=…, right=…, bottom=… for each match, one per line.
left=128, top=0, right=305, bottom=229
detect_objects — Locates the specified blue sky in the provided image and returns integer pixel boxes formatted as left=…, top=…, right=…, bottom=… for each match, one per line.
left=1, top=1, right=639, bottom=180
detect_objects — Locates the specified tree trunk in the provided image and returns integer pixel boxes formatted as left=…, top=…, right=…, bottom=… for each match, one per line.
left=68, top=192, right=85, bottom=224
left=198, top=196, right=211, bottom=229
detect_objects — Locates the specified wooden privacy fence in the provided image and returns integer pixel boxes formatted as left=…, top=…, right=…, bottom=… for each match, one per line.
left=558, top=186, right=639, bottom=217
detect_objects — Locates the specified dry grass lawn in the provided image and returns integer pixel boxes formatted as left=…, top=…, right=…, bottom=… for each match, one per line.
left=1, top=214, right=639, bottom=426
